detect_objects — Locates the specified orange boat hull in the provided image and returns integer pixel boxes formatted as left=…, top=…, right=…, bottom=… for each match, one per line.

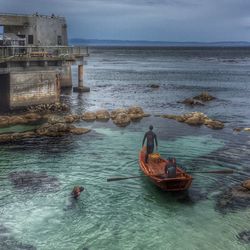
left=139, top=148, right=193, bottom=191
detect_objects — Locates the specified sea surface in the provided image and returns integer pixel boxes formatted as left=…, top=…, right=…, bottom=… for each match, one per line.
left=0, top=47, right=250, bottom=250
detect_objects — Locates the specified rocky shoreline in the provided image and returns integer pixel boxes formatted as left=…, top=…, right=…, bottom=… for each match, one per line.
left=0, top=106, right=147, bottom=143
left=161, top=112, right=225, bottom=129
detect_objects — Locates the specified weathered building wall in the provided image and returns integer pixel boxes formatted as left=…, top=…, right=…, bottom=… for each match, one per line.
left=1, top=14, right=67, bottom=46
left=9, top=71, right=60, bottom=109
left=0, top=74, right=10, bottom=111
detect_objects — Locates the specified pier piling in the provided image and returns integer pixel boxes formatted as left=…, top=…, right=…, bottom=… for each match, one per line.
left=73, top=64, right=90, bottom=93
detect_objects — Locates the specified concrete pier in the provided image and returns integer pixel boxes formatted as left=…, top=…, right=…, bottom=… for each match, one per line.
left=73, top=64, right=90, bottom=93
left=0, top=13, right=89, bottom=111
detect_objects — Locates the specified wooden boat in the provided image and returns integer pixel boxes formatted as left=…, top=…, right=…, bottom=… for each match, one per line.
left=139, top=148, right=193, bottom=191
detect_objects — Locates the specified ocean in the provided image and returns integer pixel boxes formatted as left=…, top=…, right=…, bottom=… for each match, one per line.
left=0, top=47, right=250, bottom=250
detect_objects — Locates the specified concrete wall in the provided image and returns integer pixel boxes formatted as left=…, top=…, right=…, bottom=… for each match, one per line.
left=1, top=14, right=68, bottom=46
left=0, top=74, right=10, bottom=111
left=9, top=70, right=60, bottom=109
left=60, top=64, right=72, bottom=87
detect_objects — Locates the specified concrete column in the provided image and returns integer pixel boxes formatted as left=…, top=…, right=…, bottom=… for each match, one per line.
left=78, top=64, right=84, bottom=88
left=73, top=64, right=90, bottom=92
left=60, top=64, right=72, bottom=88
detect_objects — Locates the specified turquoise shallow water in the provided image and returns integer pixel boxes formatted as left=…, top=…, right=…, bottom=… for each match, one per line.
left=0, top=118, right=249, bottom=250
left=1, top=48, right=250, bottom=249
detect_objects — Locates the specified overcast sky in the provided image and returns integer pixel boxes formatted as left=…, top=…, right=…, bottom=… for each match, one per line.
left=1, top=0, right=250, bottom=42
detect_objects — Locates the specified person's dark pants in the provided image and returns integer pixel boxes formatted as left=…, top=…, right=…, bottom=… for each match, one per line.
left=145, top=144, right=154, bottom=163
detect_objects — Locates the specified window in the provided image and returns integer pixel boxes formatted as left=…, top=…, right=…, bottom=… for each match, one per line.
left=28, top=35, right=33, bottom=45
left=57, top=35, right=62, bottom=45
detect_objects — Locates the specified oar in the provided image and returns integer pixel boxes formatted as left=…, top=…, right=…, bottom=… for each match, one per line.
left=188, top=169, right=234, bottom=174
left=107, top=169, right=234, bottom=182
left=107, top=175, right=152, bottom=182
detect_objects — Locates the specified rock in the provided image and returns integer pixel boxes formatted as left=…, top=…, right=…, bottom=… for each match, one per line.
left=127, top=106, right=144, bottom=121
left=0, top=116, right=9, bottom=127
left=96, top=110, right=110, bottom=121
left=9, top=171, right=59, bottom=192
left=0, top=134, right=13, bottom=143
left=161, top=112, right=224, bottom=130
left=27, top=102, right=69, bottom=113
left=36, top=123, right=71, bottom=137
left=64, top=114, right=81, bottom=123
left=8, top=116, right=26, bottom=125
left=149, top=84, right=160, bottom=88
left=180, top=98, right=205, bottom=106
left=237, top=231, right=250, bottom=243
left=0, top=113, right=42, bottom=128
left=70, top=127, right=91, bottom=135
left=110, top=108, right=128, bottom=119
left=44, top=114, right=65, bottom=124
left=233, top=127, right=243, bottom=132
left=0, top=224, right=37, bottom=250
left=23, top=113, right=42, bottom=122
left=216, top=186, right=250, bottom=213
left=113, top=112, right=131, bottom=127
left=193, top=92, right=216, bottom=102
left=185, top=114, right=205, bottom=126
left=242, top=180, right=250, bottom=190
left=82, top=112, right=96, bottom=122
left=0, top=131, right=36, bottom=143
left=204, top=119, right=224, bottom=129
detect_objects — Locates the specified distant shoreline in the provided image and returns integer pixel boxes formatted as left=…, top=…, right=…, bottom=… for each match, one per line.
left=70, top=38, right=250, bottom=48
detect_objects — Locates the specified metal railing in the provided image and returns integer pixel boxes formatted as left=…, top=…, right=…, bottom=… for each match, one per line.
left=0, top=45, right=88, bottom=60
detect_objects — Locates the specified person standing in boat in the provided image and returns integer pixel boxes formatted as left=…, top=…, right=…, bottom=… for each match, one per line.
left=142, top=125, right=158, bottom=163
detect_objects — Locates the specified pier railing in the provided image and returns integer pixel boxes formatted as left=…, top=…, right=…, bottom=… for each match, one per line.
left=0, top=46, right=89, bottom=61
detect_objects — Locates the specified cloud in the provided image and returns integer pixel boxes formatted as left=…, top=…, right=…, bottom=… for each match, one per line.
left=1, top=0, right=250, bottom=41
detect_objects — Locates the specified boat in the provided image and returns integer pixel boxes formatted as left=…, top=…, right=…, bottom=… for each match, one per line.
left=139, top=148, right=193, bottom=191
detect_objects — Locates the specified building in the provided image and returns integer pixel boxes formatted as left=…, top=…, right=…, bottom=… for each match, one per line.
left=0, top=13, right=89, bottom=111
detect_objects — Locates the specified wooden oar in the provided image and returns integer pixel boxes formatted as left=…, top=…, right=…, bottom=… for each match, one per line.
left=188, top=169, right=234, bottom=174
left=107, top=175, right=153, bottom=182
left=107, top=169, right=234, bottom=182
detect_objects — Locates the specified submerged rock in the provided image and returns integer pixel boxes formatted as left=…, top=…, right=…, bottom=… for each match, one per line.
left=96, top=110, right=110, bottom=121
left=161, top=112, right=224, bottom=129
left=204, top=119, right=224, bottom=129
left=0, top=132, right=36, bottom=143
left=216, top=186, right=250, bottom=213
left=175, top=189, right=208, bottom=204
left=193, top=92, right=216, bottom=102
left=149, top=84, right=160, bottom=88
left=70, top=127, right=91, bottom=135
left=0, top=224, right=36, bottom=250
left=237, top=230, right=250, bottom=244
left=82, top=111, right=97, bottom=122
left=179, top=98, right=205, bottom=106
left=9, top=171, right=59, bottom=191
left=113, top=112, right=131, bottom=127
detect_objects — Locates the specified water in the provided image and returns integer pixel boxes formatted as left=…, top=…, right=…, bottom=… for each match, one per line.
left=0, top=47, right=250, bottom=250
